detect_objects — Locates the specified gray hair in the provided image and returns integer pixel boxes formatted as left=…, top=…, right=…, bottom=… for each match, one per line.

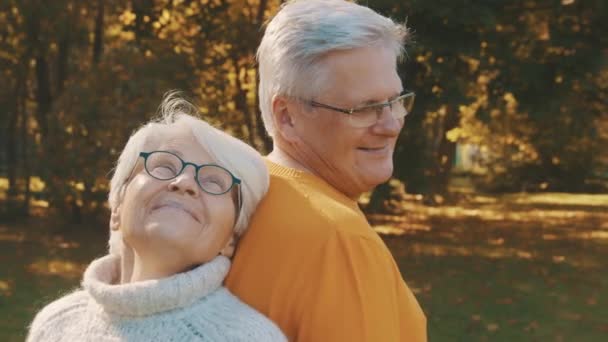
left=108, top=93, right=269, bottom=255
left=257, top=0, right=411, bottom=137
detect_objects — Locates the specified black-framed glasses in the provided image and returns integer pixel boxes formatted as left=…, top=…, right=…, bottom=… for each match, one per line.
left=139, top=151, right=241, bottom=198
left=307, top=91, right=415, bottom=128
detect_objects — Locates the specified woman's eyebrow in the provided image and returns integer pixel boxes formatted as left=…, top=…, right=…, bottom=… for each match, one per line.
left=166, top=149, right=183, bottom=157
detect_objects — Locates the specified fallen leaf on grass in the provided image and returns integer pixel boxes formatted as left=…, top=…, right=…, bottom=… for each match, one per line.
left=27, top=259, right=84, bottom=279
left=552, top=255, right=566, bottom=263
left=0, top=279, right=13, bottom=296
left=486, top=323, right=499, bottom=332
left=586, top=297, right=598, bottom=305
left=488, top=237, right=504, bottom=245
left=524, top=321, right=539, bottom=332
left=496, top=297, right=513, bottom=305
left=516, top=251, right=533, bottom=259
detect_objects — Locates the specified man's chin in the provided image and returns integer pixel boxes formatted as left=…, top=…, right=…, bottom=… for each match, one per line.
left=363, top=171, right=394, bottom=191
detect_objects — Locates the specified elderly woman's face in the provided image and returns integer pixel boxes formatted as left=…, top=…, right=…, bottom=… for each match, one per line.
left=116, top=125, right=236, bottom=274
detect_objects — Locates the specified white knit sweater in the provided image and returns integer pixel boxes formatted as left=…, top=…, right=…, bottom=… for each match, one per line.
left=27, top=255, right=286, bottom=342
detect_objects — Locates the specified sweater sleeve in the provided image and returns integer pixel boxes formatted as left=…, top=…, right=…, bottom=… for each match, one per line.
left=26, top=291, right=88, bottom=342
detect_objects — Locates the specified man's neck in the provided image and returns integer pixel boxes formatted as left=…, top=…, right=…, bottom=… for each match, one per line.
left=267, top=147, right=317, bottom=176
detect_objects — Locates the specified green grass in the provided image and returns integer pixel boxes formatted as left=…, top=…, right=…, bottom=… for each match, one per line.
left=0, top=220, right=107, bottom=342
left=1, top=192, right=607, bottom=341
left=373, top=192, right=608, bottom=341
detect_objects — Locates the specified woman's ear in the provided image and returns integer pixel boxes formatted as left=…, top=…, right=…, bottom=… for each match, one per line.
left=109, top=206, right=121, bottom=231
left=110, top=185, right=128, bottom=231
left=219, top=235, right=236, bottom=258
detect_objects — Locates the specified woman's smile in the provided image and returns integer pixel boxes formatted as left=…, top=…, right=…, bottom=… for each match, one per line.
left=151, top=199, right=201, bottom=223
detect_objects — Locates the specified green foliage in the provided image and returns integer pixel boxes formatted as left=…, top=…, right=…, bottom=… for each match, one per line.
left=372, top=0, right=608, bottom=194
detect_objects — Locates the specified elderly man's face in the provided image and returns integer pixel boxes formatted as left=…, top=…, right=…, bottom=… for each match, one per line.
left=116, top=125, right=236, bottom=275
left=291, top=46, right=404, bottom=198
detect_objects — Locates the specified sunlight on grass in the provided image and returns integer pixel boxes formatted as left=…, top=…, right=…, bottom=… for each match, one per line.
left=420, top=203, right=604, bottom=226
left=27, top=259, right=86, bottom=279
left=374, top=223, right=431, bottom=236
left=508, top=193, right=608, bottom=207
left=29, top=177, right=46, bottom=192
left=0, top=176, right=46, bottom=192
left=30, top=199, right=49, bottom=208
left=0, top=231, right=26, bottom=242
left=569, top=230, right=608, bottom=240
left=404, top=242, right=547, bottom=262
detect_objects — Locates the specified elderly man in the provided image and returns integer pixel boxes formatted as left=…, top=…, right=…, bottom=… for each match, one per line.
left=225, top=0, right=427, bottom=341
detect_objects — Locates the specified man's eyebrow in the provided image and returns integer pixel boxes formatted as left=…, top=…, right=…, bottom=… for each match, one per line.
left=357, top=91, right=403, bottom=107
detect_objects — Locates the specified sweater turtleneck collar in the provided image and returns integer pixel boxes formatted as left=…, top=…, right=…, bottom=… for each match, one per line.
left=82, top=254, right=231, bottom=317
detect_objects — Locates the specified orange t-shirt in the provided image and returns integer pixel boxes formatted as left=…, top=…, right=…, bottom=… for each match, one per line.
left=225, top=161, right=427, bottom=341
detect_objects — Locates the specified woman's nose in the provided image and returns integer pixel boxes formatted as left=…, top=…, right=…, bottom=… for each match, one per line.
left=168, top=166, right=200, bottom=197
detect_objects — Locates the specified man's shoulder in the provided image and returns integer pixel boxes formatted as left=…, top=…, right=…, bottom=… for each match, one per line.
left=253, top=172, right=366, bottom=233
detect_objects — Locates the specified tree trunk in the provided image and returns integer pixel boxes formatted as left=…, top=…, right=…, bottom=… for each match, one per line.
left=5, top=82, right=19, bottom=214
left=256, top=0, right=268, bottom=25
left=35, top=55, right=52, bottom=139
left=132, top=0, right=154, bottom=46
left=92, top=0, right=104, bottom=65
left=56, top=17, right=71, bottom=95
left=432, top=106, right=459, bottom=195
left=231, top=56, right=257, bottom=147
left=21, top=92, right=31, bottom=216
left=253, top=0, right=273, bottom=154
left=365, top=182, right=392, bottom=214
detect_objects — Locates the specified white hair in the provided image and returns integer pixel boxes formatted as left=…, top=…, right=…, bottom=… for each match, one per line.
left=257, top=0, right=411, bottom=137
left=108, top=93, right=269, bottom=255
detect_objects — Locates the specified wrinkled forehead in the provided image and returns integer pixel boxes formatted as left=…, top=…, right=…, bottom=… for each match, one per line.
left=143, top=123, right=214, bottom=164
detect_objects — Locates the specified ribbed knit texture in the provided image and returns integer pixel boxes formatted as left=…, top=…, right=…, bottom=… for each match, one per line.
left=27, top=255, right=286, bottom=342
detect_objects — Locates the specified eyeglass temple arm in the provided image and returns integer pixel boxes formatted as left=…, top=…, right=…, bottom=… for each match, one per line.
left=309, top=101, right=354, bottom=115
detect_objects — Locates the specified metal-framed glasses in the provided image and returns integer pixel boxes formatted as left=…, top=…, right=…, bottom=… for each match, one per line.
left=308, top=91, right=415, bottom=128
left=138, top=151, right=242, bottom=207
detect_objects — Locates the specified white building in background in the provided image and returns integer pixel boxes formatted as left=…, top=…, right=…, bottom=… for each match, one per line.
left=453, top=144, right=486, bottom=174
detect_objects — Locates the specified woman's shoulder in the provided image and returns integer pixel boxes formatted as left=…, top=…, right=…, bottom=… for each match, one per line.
left=27, top=290, right=89, bottom=341
left=188, top=287, right=286, bottom=341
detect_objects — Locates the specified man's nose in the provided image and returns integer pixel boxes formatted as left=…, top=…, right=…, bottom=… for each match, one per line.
left=372, top=106, right=403, bottom=136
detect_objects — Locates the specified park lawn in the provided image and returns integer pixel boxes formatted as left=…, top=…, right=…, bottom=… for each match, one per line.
left=1, top=192, right=607, bottom=341
left=0, top=221, right=108, bottom=342
left=373, top=192, right=608, bottom=341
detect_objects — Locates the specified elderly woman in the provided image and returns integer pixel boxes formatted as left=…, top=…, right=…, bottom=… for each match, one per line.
left=27, top=95, right=286, bottom=341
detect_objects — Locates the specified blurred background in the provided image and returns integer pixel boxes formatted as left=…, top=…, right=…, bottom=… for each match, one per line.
left=1, top=0, right=607, bottom=341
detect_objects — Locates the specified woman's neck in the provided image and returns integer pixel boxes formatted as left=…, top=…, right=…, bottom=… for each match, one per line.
left=122, top=250, right=175, bottom=283
left=119, top=243, right=134, bottom=283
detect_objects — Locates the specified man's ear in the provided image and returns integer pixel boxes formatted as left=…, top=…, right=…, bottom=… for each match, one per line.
left=271, top=95, right=299, bottom=143
left=219, top=235, right=236, bottom=258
